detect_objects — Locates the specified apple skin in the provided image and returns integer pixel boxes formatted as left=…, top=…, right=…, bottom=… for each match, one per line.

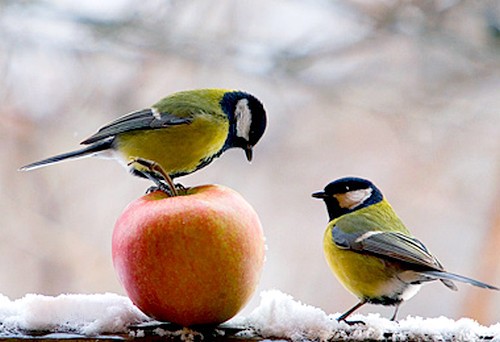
left=112, top=184, right=265, bottom=326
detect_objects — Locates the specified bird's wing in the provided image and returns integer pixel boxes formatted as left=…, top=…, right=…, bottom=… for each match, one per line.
left=331, top=225, right=444, bottom=271
left=81, top=108, right=193, bottom=144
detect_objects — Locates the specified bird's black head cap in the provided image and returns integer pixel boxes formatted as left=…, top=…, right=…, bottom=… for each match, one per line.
left=312, top=177, right=383, bottom=221
left=220, top=91, right=267, bottom=161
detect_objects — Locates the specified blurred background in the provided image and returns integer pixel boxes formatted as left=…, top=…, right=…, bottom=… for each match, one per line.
left=1, top=0, right=499, bottom=325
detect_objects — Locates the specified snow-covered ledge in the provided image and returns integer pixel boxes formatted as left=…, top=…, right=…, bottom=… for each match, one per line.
left=0, top=290, right=498, bottom=341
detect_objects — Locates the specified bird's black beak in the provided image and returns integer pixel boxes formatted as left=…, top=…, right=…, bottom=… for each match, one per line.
left=245, top=145, right=253, bottom=162
left=312, top=191, right=328, bottom=199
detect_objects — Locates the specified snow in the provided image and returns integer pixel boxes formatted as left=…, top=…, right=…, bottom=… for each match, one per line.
left=0, top=290, right=498, bottom=340
left=235, top=290, right=500, bottom=341
left=0, top=293, right=149, bottom=336
left=238, top=290, right=333, bottom=341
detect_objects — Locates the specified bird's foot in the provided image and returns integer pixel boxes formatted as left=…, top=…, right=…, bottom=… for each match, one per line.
left=128, top=157, right=178, bottom=196
left=338, top=318, right=365, bottom=326
left=174, top=182, right=189, bottom=195
left=336, top=301, right=366, bottom=326
left=145, top=183, right=188, bottom=196
left=145, top=184, right=174, bottom=196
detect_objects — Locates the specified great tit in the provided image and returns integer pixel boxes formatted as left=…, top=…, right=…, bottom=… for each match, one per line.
left=312, top=177, right=498, bottom=323
left=20, top=89, right=267, bottom=195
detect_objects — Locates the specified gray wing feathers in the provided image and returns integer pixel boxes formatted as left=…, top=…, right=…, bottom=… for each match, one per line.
left=358, top=231, right=441, bottom=269
left=331, top=227, right=442, bottom=270
left=81, top=109, right=192, bottom=144
left=331, top=226, right=499, bottom=290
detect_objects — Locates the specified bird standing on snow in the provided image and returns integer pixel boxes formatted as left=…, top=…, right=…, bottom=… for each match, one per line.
left=313, top=177, right=498, bottom=323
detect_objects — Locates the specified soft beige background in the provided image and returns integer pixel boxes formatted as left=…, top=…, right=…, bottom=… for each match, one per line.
left=1, top=0, right=499, bottom=325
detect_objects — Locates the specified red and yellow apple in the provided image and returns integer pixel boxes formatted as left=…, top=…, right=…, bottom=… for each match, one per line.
left=112, top=184, right=265, bottom=326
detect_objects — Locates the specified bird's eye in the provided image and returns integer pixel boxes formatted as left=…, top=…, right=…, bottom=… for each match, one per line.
left=345, top=186, right=350, bottom=191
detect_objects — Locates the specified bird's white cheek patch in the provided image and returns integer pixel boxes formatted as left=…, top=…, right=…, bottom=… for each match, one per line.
left=334, top=188, right=373, bottom=209
left=235, top=98, right=252, bottom=141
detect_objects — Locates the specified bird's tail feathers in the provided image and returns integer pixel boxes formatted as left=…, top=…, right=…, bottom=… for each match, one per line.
left=19, top=139, right=113, bottom=171
left=423, top=270, right=499, bottom=291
